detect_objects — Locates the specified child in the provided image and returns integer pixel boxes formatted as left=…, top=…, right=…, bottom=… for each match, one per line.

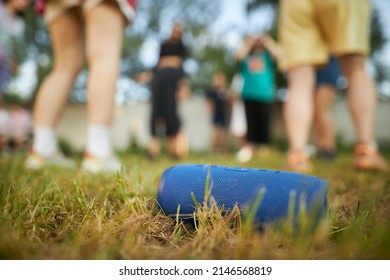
left=206, top=71, right=230, bottom=153
left=25, top=0, right=137, bottom=173
left=235, top=34, right=282, bottom=163
left=313, top=56, right=342, bottom=160
left=7, top=103, right=31, bottom=151
left=0, top=0, right=30, bottom=96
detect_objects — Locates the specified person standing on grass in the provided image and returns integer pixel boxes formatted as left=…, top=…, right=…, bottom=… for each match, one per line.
left=234, top=34, right=282, bottom=163
left=147, top=22, right=190, bottom=160
left=7, top=102, right=31, bottom=151
left=229, top=72, right=247, bottom=151
left=279, top=0, right=389, bottom=172
left=25, top=0, right=137, bottom=173
left=0, top=0, right=30, bottom=100
left=206, top=71, right=231, bottom=154
left=313, top=56, right=342, bottom=160
left=1, top=0, right=30, bottom=154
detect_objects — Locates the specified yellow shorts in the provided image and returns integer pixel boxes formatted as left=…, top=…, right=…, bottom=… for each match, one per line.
left=45, top=0, right=135, bottom=24
left=278, top=0, right=371, bottom=71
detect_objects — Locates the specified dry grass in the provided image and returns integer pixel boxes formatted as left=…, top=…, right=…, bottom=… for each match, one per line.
left=0, top=150, right=390, bottom=259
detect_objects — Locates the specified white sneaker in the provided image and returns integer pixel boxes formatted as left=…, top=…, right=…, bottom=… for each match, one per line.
left=24, top=151, right=76, bottom=170
left=235, top=146, right=253, bottom=163
left=81, top=153, right=122, bottom=174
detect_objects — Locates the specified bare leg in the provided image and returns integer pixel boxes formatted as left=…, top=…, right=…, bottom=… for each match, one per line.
left=33, top=8, right=84, bottom=127
left=339, top=54, right=388, bottom=171
left=339, top=54, right=375, bottom=145
left=212, top=126, right=225, bottom=153
left=27, top=8, right=83, bottom=168
left=284, top=66, right=315, bottom=153
left=85, top=0, right=125, bottom=125
left=283, top=65, right=315, bottom=172
left=168, top=131, right=189, bottom=159
left=313, top=85, right=336, bottom=151
left=79, top=1, right=126, bottom=173
left=148, top=137, right=161, bottom=158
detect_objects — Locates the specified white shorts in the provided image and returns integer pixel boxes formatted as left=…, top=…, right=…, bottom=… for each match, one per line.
left=45, top=0, right=135, bottom=24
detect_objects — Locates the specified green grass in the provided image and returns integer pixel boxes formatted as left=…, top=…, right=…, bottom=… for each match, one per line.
left=0, top=149, right=390, bottom=260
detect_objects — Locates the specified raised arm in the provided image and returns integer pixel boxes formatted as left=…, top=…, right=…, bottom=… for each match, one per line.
left=260, top=34, right=284, bottom=61
left=235, top=36, right=256, bottom=61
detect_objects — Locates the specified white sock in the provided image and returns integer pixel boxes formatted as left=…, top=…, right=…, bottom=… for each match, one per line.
left=33, top=126, right=58, bottom=157
left=86, top=124, right=112, bottom=158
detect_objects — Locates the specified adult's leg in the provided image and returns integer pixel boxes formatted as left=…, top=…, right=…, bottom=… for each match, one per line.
left=283, top=66, right=315, bottom=172
left=33, top=8, right=84, bottom=128
left=166, top=111, right=188, bottom=159
left=85, top=0, right=125, bottom=126
left=284, top=66, right=315, bottom=153
left=339, top=54, right=388, bottom=171
left=84, top=0, right=125, bottom=161
left=32, top=8, right=84, bottom=159
left=313, top=85, right=336, bottom=151
left=339, top=54, right=375, bottom=145
left=148, top=116, right=161, bottom=159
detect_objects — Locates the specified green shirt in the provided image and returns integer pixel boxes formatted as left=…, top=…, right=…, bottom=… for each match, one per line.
left=240, top=51, right=275, bottom=103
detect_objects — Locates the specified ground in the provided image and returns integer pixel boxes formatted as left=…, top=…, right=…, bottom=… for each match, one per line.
left=0, top=149, right=389, bottom=259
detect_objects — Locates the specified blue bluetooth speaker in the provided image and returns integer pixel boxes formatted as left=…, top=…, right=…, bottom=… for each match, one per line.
left=157, top=164, right=328, bottom=226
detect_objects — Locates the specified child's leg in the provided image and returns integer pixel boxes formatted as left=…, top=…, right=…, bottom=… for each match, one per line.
left=313, top=85, right=336, bottom=151
left=254, top=101, right=271, bottom=146
left=33, top=8, right=84, bottom=156
left=284, top=66, right=315, bottom=153
left=84, top=0, right=125, bottom=157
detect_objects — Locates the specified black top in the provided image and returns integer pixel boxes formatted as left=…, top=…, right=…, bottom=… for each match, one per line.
left=206, top=88, right=229, bottom=126
left=159, top=39, right=188, bottom=59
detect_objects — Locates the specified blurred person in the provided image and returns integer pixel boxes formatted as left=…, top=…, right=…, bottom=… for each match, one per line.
left=7, top=103, right=31, bottom=150
left=234, top=34, right=282, bottom=163
left=313, top=56, right=342, bottom=160
left=0, top=0, right=29, bottom=155
left=147, top=22, right=190, bottom=160
left=229, top=73, right=246, bottom=149
left=206, top=71, right=230, bottom=153
left=0, top=106, right=9, bottom=153
left=279, top=0, right=388, bottom=172
left=0, top=0, right=30, bottom=97
left=25, top=0, right=137, bottom=172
